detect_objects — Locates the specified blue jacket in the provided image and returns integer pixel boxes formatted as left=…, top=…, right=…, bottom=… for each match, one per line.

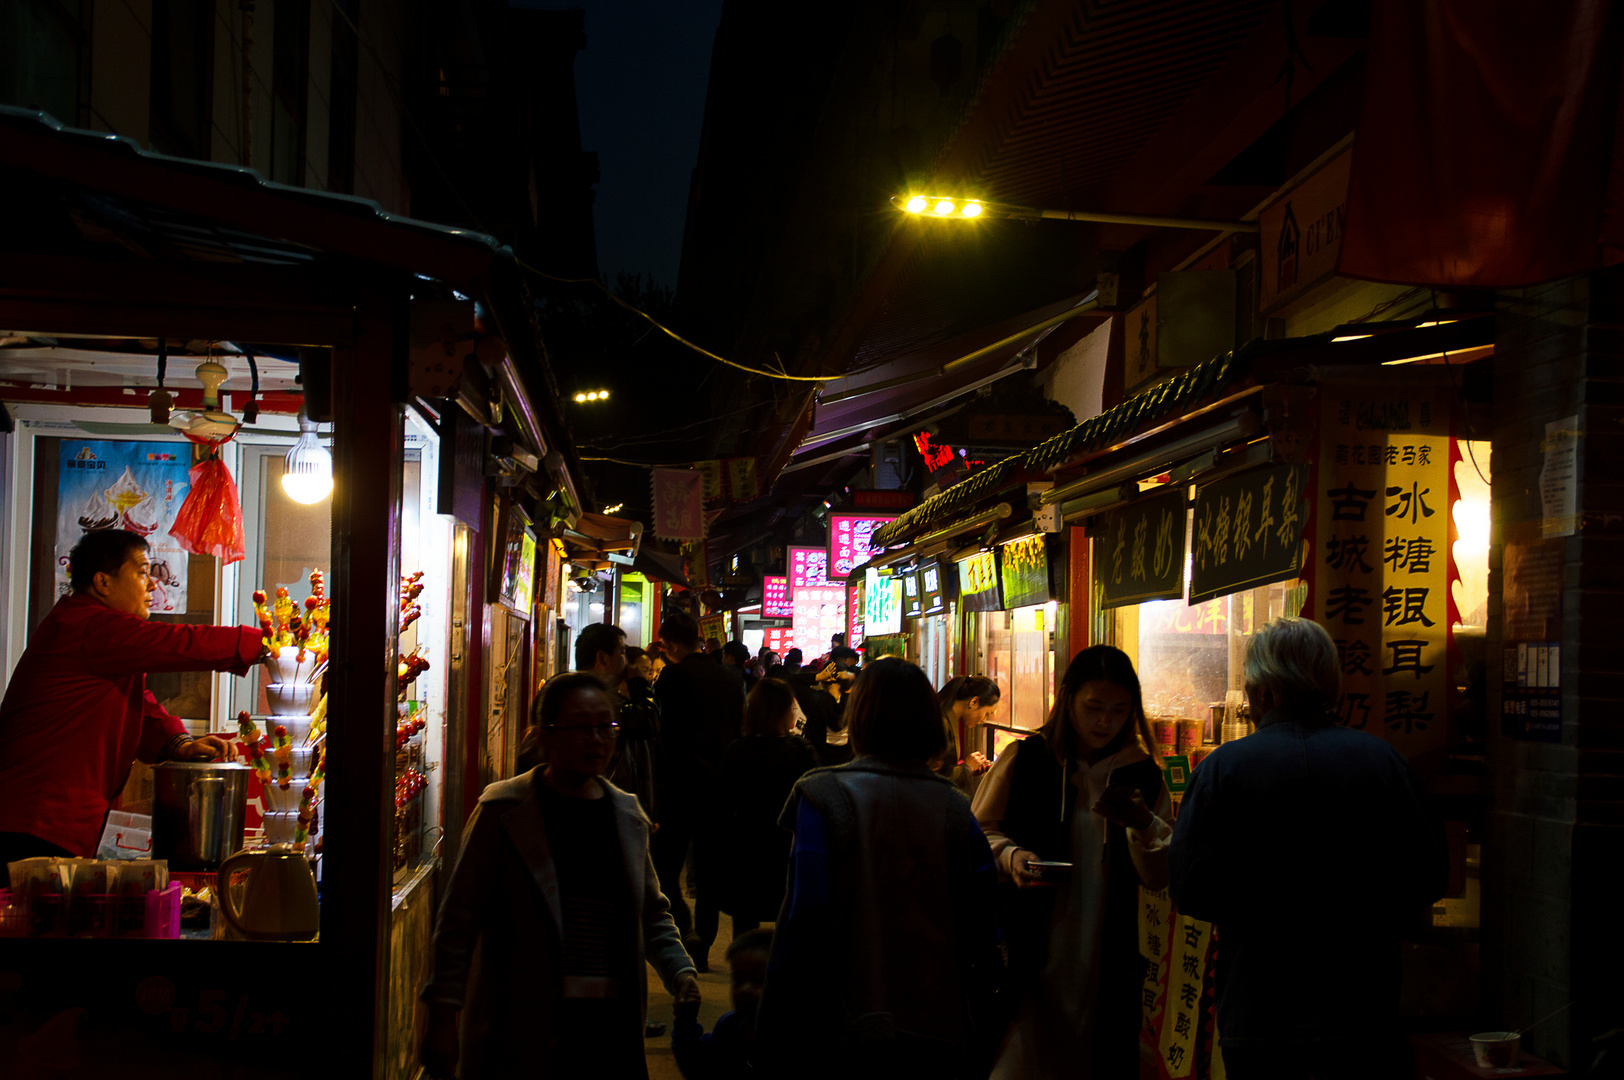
left=1168, top=711, right=1448, bottom=1046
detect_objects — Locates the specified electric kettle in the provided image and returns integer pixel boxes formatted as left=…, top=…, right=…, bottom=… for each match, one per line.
left=215, top=846, right=320, bottom=941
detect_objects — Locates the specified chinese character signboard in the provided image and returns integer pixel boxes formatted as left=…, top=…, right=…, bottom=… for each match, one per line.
left=848, top=580, right=865, bottom=649
left=1311, top=375, right=1453, bottom=759
left=1156, top=914, right=1212, bottom=1077
left=682, top=541, right=710, bottom=590
left=864, top=568, right=903, bottom=635
left=699, top=613, right=726, bottom=645
left=694, top=459, right=724, bottom=502
left=920, top=559, right=947, bottom=616
left=1190, top=461, right=1308, bottom=603
left=1260, top=144, right=1350, bottom=313
left=651, top=468, right=705, bottom=540
left=725, top=456, right=759, bottom=502
left=827, top=513, right=897, bottom=581
left=901, top=568, right=922, bottom=619
left=788, top=546, right=828, bottom=594
left=1098, top=488, right=1186, bottom=610
left=56, top=441, right=192, bottom=613
left=763, top=626, right=794, bottom=656
left=957, top=550, right=1002, bottom=612
left=762, top=575, right=793, bottom=618
left=1000, top=534, right=1051, bottom=609
left=792, top=585, right=847, bottom=649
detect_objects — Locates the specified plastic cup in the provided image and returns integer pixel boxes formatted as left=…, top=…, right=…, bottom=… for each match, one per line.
left=1469, top=1032, right=1520, bottom=1069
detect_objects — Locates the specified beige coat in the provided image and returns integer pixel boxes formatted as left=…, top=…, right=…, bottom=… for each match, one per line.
left=423, top=771, right=696, bottom=1078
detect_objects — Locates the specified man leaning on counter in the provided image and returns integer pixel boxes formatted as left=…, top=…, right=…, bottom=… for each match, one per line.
left=0, top=529, right=270, bottom=866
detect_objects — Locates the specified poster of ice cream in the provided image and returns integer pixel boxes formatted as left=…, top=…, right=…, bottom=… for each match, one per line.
left=56, top=441, right=192, bottom=613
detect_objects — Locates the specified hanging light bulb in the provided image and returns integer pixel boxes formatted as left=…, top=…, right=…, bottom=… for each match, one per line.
left=282, top=413, right=333, bottom=504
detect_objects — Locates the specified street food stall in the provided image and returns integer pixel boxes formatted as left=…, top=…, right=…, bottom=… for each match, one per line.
left=0, top=108, right=584, bottom=1079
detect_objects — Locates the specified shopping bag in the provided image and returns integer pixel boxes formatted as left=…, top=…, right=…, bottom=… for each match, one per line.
left=168, top=451, right=246, bottom=564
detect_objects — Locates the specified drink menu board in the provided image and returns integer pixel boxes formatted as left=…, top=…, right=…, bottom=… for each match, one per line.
left=792, top=585, right=847, bottom=652
left=828, top=513, right=897, bottom=581
left=763, top=626, right=795, bottom=656
left=788, top=546, right=829, bottom=594
left=762, top=575, right=793, bottom=617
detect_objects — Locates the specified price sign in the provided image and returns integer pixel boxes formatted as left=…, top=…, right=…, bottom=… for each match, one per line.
left=762, top=575, right=793, bottom=618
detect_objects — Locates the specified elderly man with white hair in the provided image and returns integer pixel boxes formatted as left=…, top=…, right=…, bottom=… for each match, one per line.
left=1169, top=617, right=1448, bottom=1080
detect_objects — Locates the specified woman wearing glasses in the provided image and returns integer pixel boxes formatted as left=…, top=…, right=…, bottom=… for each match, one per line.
left=971, top=646, right=1172, bottom=1079
left=422, top=672, right=700, bottom=1079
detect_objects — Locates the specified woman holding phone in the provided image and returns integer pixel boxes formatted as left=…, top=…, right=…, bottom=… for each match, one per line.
left=970, top=645, right=1171, bottom=1078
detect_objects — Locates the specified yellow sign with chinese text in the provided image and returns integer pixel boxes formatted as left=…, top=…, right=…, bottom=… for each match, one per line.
left=1157, top=914, right=1212, bottom=1078
left=1312, top=375, right=1453, bottom=759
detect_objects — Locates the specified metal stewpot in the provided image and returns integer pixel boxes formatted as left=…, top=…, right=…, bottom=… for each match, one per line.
left=152, top=761, right=250, bottom=870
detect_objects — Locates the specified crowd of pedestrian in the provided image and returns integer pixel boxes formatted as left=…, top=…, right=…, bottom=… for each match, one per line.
left=422, top=614, right=1447, bottom=1080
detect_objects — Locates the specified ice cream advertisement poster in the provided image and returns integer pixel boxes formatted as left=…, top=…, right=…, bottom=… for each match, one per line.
left=56, top=441, right=192, bottom=613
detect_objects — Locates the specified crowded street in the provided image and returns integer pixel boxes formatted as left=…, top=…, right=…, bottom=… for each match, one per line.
left=1, top=1, right=1620, bottom=1078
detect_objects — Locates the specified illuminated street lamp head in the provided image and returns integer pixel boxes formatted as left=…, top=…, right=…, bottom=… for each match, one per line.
left=905, top=195, right=927, bottom=213
left=575, top=389, right=611, bottom=403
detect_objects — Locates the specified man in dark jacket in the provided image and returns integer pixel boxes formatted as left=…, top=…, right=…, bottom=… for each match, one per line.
left=653, top=610, right=744, bottom=971
left=1169, top=617, right=1448, bottom=1080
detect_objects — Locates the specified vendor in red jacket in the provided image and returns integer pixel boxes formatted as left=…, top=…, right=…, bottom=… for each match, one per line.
left=0, top=529, right=267, bottom=865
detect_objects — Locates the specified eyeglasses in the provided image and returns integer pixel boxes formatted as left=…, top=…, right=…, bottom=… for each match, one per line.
left=547, top=722, right=621, bottom=738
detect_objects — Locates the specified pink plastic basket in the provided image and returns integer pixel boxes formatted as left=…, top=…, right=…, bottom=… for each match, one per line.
left=0, top=884, right=181, bottom=938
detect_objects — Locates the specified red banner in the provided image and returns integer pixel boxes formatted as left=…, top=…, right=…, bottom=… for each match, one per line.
left=651, top=469, right=705, bottom=541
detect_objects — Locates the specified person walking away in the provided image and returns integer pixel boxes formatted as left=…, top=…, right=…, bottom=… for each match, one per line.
left=672, top=928, right=774, bottom=1080
left=754, top=658, right=999, bottom=1080
left=972, top=645, right=1171, bottom=1078
left=421, top=672, right=700, bottom=1079
left=653, top=611, right=744, bottom=972
left=1169, top=618, right=1447, bottom=1080
left=936, top=675, right=1002, bottom=796
left=719, top=679, right=818, bottom=937
left=796, top=655, right=854, bottom=767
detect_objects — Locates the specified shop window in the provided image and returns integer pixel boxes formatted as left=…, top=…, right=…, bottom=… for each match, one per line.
left=973, top=601, right=1059, bottom=758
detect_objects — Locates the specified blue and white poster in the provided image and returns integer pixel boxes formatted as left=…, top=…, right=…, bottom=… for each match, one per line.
left=56, top=440, right=192, bottom=613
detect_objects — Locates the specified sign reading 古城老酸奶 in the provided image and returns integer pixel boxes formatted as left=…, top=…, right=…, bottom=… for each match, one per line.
left=1310, top=373, right=1453, bottom=760
left=1189, top=461, right=1308, bottom=604
left=1098, top=487, right=1186, bottom=610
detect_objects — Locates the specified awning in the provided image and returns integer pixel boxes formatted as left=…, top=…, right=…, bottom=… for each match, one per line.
left=871, top=315, right=1495, bottom=548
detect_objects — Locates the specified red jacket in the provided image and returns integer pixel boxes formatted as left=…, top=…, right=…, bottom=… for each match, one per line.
left=0, top=593, right=261, bottom=855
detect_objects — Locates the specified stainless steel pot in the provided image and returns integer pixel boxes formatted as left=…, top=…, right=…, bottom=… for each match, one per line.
left=152, top=761, right=250, bottom=870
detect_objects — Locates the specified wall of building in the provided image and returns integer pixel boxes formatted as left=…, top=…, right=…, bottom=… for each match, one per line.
left=1484, top=268, right=1624, bottom=1067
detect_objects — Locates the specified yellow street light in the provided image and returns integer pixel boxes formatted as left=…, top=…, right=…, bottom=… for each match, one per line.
left=575, top=389, right=611, bottom=403
left=933, top=199, right=956, bottom=216
left=961, top=200, right=982, bottom=218
left=905, top=195, right=927, bottom=213
left=892, top=193, right=1257, bottom=234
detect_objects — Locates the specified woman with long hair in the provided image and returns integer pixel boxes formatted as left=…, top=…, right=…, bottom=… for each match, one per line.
left=936, top=674, right=1002, bottom=794
left=720, top=678, right=819, bottom=937
left=754, top=658, right=999, bottom=1080
left=971, top=645, right=1171, bottom=1078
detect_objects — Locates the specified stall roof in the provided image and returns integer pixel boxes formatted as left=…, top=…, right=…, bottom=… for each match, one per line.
left=871, top=315, right=1496, bottom=548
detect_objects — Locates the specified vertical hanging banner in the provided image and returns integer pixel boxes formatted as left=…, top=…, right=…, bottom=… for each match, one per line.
left=725, top=456, right=759, bottom=503
left=848, top=579, right=865, bottom=650
left=652, top=469, right=705, bottom=541
left=57, top=441, right=192, bottom=612
left=1157, top=915, right=1213, bottom=1078
left=1312, top=374, right=1453, bottom=759
left=694, top=460, right=725, bottom=503
left=682, top=541, right=710, bottom=590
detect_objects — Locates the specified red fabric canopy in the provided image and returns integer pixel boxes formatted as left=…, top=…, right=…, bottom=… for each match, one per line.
left=1340, top=0, right=1624, bottom=287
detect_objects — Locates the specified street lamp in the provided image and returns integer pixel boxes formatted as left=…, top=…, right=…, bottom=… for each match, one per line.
left=573, top=389, right=612, bottom=403
left=892, top=194, right=1255, bottom=234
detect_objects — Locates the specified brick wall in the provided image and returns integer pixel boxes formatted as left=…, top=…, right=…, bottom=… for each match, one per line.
left=1485, top=268, right=1624, bottom=1068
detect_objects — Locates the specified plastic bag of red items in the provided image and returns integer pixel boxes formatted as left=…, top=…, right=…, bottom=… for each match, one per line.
left=168, top=452, right=246, bottom=564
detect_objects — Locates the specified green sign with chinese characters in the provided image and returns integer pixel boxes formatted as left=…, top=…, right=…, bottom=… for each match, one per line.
left=1098, top=487, right=1187, bottom=610
left=1000, top=534, right=1052, bottom=609
left=1189, top=461, right=1309, bottom=604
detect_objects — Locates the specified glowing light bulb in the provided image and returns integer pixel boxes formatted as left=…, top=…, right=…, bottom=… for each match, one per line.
left=282, top=414, right=333, bottom=505
left=575, top=393, right=587, bottom=402
left=905, top=195, right=927, bottom=213
left=599, top=389, right=610, bottom=400
left=934, top=199, right=955, bottom=216
left=962, top=201, right=982, bottom=218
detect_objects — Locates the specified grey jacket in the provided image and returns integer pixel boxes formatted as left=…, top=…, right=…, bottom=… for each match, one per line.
left=423, top=771, right=696, bottom=1078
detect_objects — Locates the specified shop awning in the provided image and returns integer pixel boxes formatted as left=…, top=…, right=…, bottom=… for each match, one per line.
left=871, top=315, right=1495, bottom=548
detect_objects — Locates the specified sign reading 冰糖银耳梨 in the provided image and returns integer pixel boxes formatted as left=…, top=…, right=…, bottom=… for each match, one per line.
left=1189, top=461, right=1308, bottom=604
left=827, top=513, right=897, bottom=582
left=1311, top=373, right=1453, bottom=760
left=1097, top=487, right=1186, bottom=610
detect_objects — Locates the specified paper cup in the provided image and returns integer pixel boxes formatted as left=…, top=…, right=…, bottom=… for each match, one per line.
left=1469, top=1032, right=1520, bottom=1069
left=1152, top=719, right=1178, bottom=751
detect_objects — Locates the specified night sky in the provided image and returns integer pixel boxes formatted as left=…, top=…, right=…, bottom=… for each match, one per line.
left=527, top=0, right=727, bottom=288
